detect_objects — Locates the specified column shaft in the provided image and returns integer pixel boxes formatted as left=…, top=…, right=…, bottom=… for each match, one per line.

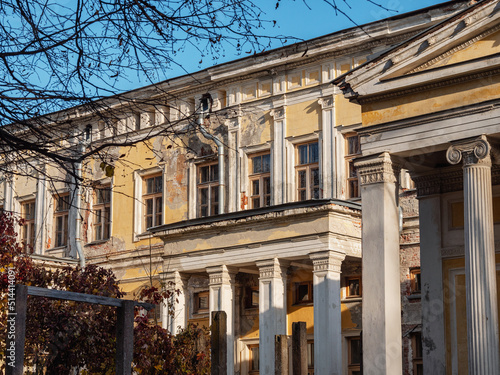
left=162, top=271, right=188, bottom=334
left=418, top=193, right=446, bottom=373
left=447, top=136, right=500, bottom=374
left=355, top=152, right=402, bottom=375
left=256, top=258, right=288, bottom=375
left=310, top=251, right=345, bottom=375
left=207, top=265, right=237, bottom=375
left=464, top=162, right=499, bottom=374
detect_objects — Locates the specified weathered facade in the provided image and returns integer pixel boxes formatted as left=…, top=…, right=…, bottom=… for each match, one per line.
left=1, top=1, right=489, bottom=374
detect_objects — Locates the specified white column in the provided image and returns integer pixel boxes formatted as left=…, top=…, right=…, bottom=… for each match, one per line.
left=355, top=152, right=402, bottom=375
left=207, top=265, right=237, bottom=375
left=256, top=258, right=288, bottom=375
left=447, top=136, right=500, bottom=374
left=161, top=271, right=189, bottom=334
left=35, top=173, right=47, bottom=254
left=310, top=250, right=345, bottom=375
left=318, top=96, right=335, bottom=199
left=270, top=107, right=286, bottom=205
left=414, top=173, right=446, bottom=373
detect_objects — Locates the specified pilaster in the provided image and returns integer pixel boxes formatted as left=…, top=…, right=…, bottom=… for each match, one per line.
left=318, top=96, right=336, bottom=199
left=256, top=258, right=288, bottom=375
left=354, top=152, right=403, bottom=375
left=446, top=135, right=500, bottom=374
left=270, top=107, right=286, bottom=205
left=207, top=265, right=237, bottom=375
left=310, top=250, right=345, bottom=375
left=161, top=271, right=189, bottom=334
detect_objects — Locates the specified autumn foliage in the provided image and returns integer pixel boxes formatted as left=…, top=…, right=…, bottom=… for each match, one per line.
left=0, top=212, right=210, bottom=374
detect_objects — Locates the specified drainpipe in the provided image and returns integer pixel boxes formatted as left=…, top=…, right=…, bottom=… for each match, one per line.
left=198, top=112, right=225, bottom=215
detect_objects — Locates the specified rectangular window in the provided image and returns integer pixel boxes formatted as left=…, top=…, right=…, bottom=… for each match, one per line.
left=348, top=336, right=362, bottom=375
left=412, top=332, right=423, bottom=375
left=294, top=281, right=313, bottom=304
left=143, top=175, right=162, bottom=229
left=245, top=286, right=259, bottom=309
left=198, top=163, right=219, bottom=217
left=345, top=134, right=361, bottom=199
left=248, top=344, right=259, bottom=374
left=193, top=291, right=209, bottom=315
left=296, top=142, right=320, bottom=201
left=410, top=268, right=421, bottom=294
left=346, top=277, right=362, bottom=298
left=94, top=185, right=111, bottom=241
left=250, top=153, right=271, bottom=209
left=21, top=200, right=36, bottom=252
left=54, top=194, right=70, bottom=248
left=307, top=341, right=314, bottom=374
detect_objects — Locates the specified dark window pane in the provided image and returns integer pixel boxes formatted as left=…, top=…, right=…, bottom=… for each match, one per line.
left=312, top=188, right=320, bottom=199
left=211, top=186, right=219, bottom=203
left=252, top=156, right=262, bottom=174
left=349, top=162, right=357, bottom=178
left=311, top=168, right=319, bottom=186
left=146, top=178, right=154, bottom=194
left=298, top=145, right=308, bottom=165
left=201, top=206, right=208, bottom=217
left=200, top=188, right=208, bottom=204
left=350, top=339, right=362, bottom=365
left=155, top=176, right=162, bottom=193
left=348, top=135, right=360, bottom=155
left=298, top=284, right=310, bottom=301
left=298, top=170, right=306, bottom=188
left=200, top=166, right=209, bottom=183
left=348, top=279, right=360, bottom=297
left=309, top=142, right=319, bottom=163
left=253, top=198, right=260, bottom=208
left=265, top=196, right=271, bottom=206
left=264, top=177, right=271, bottom=194
left=211, top=164, right=219, bottom=182
left=262, top=154, right=271, bottom=172
left=252, top=180, right=260, bottom=195
left=146, top=199, right=153, bottom=215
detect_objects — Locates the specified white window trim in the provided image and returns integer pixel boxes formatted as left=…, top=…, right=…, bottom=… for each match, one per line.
left=133, top=166, right=164, bottom=242
left=88, top=177, right=113, bottom=244
left=285, top=132, right=321, bottom=202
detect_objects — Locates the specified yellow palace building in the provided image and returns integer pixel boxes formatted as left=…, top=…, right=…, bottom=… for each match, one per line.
left=3, top=1, right=499, bottom=374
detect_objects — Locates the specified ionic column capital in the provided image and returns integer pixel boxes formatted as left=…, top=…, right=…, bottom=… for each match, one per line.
left=446, top=135, right=491, bottom=167
left=355, top=152, right=400, bottom=185
left=206, top=265, right=237, bottom=286
left=318, top=95, right=334, bottom=110
left=310, top=251, right=345, bottom=274
left=270, top=106, right=285, bottom=120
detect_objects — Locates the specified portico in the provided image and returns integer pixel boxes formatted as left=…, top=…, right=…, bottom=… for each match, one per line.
left=151, top=200, right=362, bottom=375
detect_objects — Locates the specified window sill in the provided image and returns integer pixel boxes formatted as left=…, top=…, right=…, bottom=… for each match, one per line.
left=342, top=297, right=362, bottom=303
left=85, top=239, right=110, bottom=247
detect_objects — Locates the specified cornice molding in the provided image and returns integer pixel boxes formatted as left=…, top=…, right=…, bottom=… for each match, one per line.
left=359, top=67, right=500, bottom=105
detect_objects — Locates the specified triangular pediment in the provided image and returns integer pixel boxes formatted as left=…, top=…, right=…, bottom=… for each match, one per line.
left=337, top=0, right=500, bottom=100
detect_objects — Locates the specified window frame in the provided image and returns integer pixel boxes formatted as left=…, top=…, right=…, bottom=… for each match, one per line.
left=411, top=332, right=423, bottom=375
left=346, top=276, right=362, bottom=299
left=248, top=344, right=260, bottom=374
left=197, top=162, right=219, bottom=217
left=143, top=174, right=163, bottom=229
left=53, top=194, right=70, bottom=248
left=93, top=185, right=111, bottom=241
left=294, top=281, right=313, bottom=305
left=21, top=199, right=36, bottom=252
left=345, top=133, right=361, bottom=199
left=193, top=291, right=209, bottom=315
left=295, top=141, right=320, bottom=202
left=249, top=152, right=271, bottom=209
left=410, top=268, right=421, bottom=295
left=347, top=336, right=362, bottom=375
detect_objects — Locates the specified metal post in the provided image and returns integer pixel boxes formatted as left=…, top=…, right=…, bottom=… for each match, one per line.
left=292, top=322, right=307, bottom=375
left=6, top=284, right=28, bottom=375
left=211, top=311, right=227, bottom=375
left=116, top=300, right=135, bottom=375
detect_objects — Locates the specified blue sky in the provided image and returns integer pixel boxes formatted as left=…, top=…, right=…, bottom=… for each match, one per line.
left=150, top=0, right=449, bottom=83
